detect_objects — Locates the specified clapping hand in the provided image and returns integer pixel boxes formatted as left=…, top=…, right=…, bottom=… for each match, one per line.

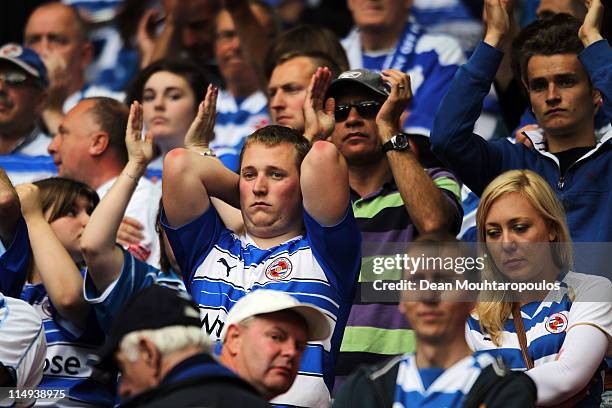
left=126, top=101, right=155, bottom=170
left=483, top=0, right=511, bottom=48
left=184, top=84, right=219, bottom=154
left=376, top=69, right=413, bottom=137
left=303, top=67, right=335, bottom=142
left=579, top=0, right=605, bottom=46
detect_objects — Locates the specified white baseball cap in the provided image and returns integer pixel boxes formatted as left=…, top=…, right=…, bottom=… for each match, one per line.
left=220, top=290, right=332, bottom=342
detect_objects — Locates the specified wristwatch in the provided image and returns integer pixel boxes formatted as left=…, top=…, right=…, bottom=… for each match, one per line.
left=381, top=133, right=410, bottom=153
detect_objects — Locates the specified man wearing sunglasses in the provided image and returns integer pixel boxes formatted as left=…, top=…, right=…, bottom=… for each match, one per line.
left=325, top=68, right=463, bottom=386
left=0, top=44, right=57, bottom=184
left=0, top=44, right=49, bottom=156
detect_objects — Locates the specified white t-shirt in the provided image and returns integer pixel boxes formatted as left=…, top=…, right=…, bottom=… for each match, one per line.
left=96, top=176, right=162, bottom=268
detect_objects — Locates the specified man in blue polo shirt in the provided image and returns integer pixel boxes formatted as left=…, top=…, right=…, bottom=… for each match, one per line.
left=161, top=123, right=361, bottom=406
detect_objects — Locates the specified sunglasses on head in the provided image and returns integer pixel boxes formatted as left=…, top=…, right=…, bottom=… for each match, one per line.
left=0, top=71, right=28, bottom=86
left=334, top=100, right=382, bottom=122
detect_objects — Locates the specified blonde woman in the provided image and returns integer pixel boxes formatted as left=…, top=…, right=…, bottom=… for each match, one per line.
left=466, top=169, right=611, bottom=407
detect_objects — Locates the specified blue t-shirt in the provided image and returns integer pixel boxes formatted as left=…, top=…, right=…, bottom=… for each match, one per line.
left=161, top=204, right=361, bottom=407
left=84, top=248, right=185, bottom=334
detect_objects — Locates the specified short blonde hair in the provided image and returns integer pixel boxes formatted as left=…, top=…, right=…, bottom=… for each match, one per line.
left=475, top=170, right=573, bottom=345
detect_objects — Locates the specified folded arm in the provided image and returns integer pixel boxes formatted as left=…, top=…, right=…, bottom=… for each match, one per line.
left=526, top=324, right=609, bottom=405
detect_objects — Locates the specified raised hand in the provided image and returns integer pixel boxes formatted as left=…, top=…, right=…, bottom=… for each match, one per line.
left=15, top=184, right=43, bottom=219
left=42, top=53, right=71, bottom=110
left=136, top=8, right=161, bottom=67
left=483, top=0, right=511, bottom=48
left=376, top=69, right=413, bottom=137
left=126, top=101, right=155, bottom=169
left=184, top=84, right=218, bottom=153
left=579, top=0, right=605, bottom=46
left=303, top=67, right=335, bottom=142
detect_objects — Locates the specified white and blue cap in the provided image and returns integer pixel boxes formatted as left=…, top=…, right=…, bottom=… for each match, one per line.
left=0, top=43, right=48, bottom=88
left=220, top=290, right=332, bottom=342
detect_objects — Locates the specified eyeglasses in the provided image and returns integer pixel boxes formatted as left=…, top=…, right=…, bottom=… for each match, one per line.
left=334, top=101, right=382, bottom=122
left=0, top=71, right=28, bottom=86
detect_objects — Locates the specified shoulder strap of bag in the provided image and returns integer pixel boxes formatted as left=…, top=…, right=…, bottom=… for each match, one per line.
left=512, top=302, right=534, bottom=369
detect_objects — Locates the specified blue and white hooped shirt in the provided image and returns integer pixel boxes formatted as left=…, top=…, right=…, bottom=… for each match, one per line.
left=466, top=272, right=612, bottom=406
left=0, top=217, right=30, bottom=298
left=211, top=90, right=270, bottom=172
left=161, top=204, right=361, bottom=407
left=20, top=283, right=116, bottom=407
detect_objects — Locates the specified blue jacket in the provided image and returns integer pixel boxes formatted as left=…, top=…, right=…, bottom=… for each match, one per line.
left=430, top=40, right=612, bottom=249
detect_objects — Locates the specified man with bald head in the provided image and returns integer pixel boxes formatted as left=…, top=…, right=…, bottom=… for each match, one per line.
left=47, top=97, right=161, bottom=267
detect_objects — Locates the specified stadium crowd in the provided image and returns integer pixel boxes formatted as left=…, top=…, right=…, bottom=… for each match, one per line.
left=0, top=0, right=611, bottom=407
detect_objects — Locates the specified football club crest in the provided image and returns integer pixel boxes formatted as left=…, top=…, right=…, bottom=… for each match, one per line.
left=41, top=298, right=53, bottom=318
left=0, top=44, right=23, bottom=57
left=265, top=257, right=293, bottom=281
left=545, top=312, right=568, bottom=334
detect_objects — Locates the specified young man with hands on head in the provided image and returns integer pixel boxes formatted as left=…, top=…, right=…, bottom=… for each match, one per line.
left=160, top=80, right=361, bottom=406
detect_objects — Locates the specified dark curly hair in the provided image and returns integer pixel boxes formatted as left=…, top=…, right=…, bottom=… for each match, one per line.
left=512, top=13, right=585, bottom=87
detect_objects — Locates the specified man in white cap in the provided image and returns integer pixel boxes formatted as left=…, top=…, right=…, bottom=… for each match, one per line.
left=220, top=289, right=331, bottom=401
left=0, top=43, right=49, bottom=156
left=0, top=43, right=56, bottom=184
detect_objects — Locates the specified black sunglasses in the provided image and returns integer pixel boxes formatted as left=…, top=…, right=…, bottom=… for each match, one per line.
left=0, top=71, right=28, bottom=86
left=334, top=101, right=382, bottom=122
